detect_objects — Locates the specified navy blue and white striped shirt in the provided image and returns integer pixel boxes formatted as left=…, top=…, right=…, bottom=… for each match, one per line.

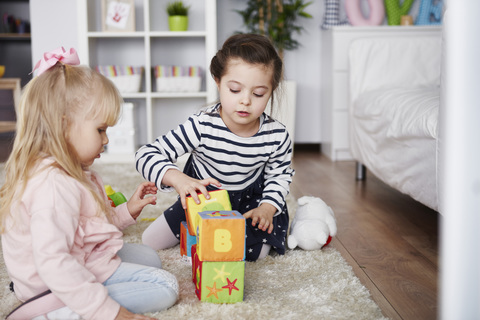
left=135, top=104, right=295, bottom=212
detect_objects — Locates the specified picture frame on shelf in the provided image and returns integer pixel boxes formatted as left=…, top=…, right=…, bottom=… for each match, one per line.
left=102, top=0, right=135, bottom=32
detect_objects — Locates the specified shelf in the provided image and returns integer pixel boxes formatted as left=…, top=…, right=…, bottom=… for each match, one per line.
left=79, top=0, right=217, bottom=161
left=120, top=92, right=147, bottom=99
left=87, top=31, right=207, bottom=38
left=327, top=25, right=442, bottom=33
left=120, top=92, right=208, bottom=99
left=87, top=31, right=145, bottom=38
left=0, top=33, right=31, bottom=40
left=151, top=92, right=208, bottom=99
left=149, top=31, right=207, bottom=38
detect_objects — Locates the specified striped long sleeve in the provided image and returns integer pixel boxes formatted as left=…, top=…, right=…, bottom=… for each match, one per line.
left=135, top=104, right=295, bottom=212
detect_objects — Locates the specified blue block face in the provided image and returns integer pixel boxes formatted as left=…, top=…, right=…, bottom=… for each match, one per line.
left=181, top=221, right=197, bottom=257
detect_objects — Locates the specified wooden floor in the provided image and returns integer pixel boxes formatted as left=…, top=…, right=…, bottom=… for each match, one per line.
left=290, top=148, right=439, bottom=320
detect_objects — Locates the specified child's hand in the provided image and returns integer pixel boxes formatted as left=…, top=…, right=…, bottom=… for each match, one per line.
left=126, top=182, right=158, bottom=220
left=115, top=306, right=156, bottom=320
left=243, top=203, right=277, bottom=234
left=162, top=169, right=221, bottom=209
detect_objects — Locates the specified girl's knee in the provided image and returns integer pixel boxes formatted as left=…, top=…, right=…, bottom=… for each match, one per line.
left=153, top=269, right=179, bottom=309
left=142, top=215, right=179, bottom=250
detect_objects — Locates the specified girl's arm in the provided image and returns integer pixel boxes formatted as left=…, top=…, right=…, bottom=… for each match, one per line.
left=125, top=181, right=158, bottom=220
left=135, top=114, right=221, bottom=208
left=242, top=202, right=277, bottom=233
left=260, top=129, right=295, bottom=213
left=30, top=175, right=121, bottom=319
left=135, top=116, right=201, bottom=191
left=244, top=129, right=294, bottom=233
left=162, top=168, right=221, bottom=209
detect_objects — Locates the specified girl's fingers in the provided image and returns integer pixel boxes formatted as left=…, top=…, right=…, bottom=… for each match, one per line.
left=268, top=223, right=274, bottom=234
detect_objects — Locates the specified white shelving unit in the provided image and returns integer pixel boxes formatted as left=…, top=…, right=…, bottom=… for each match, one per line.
left=321, top=25, right=442, bottom=161
left=77, top=0, right=217, bottom=162
left=0, top=0, right=32, bottom=87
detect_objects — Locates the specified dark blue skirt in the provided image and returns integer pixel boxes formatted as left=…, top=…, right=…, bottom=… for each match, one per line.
left=163, top=156, right=289, bottom=261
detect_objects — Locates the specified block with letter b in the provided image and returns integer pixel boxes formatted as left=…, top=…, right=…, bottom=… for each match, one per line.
left=192, top=245, right=245, bottom=303
left=185, top=189, right=232, bottom=236
left=195, top=210, right=246, bottom=262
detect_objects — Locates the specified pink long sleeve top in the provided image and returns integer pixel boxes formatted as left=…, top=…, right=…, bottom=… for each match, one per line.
left=2, top=158, right=136, bottom=319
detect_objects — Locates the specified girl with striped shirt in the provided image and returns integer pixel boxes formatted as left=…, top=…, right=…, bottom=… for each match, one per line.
left=136, top=34, right=294, bottom=261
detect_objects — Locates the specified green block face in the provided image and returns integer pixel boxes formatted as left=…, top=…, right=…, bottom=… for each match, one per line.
left=193, top=255, right=245, bottom=303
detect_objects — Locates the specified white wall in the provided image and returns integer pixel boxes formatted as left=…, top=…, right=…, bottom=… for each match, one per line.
left=30, top=0, right=79, bottom=69
left=30, top=1, right=424, bottom=144
left=217, top=1, right=323, bottom=144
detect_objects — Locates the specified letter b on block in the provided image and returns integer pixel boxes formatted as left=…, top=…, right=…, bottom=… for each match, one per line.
left=196, top=211, right=246, bottom=261
left=214, top=229, right=232, bottom=252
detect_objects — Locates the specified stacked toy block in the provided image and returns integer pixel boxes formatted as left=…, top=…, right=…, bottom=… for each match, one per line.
left=181, top=189, right=246, bottom=303
left=180, top=221, right=196, bottom=258
left=192, top=243, right=245, bottom=303
left=184, top=189, right=232, bottom=237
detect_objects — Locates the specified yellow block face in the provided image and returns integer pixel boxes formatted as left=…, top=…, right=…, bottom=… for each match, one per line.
left=185, top=189, right=232, bottom=235
left=196, top=211, right=246, bottom=261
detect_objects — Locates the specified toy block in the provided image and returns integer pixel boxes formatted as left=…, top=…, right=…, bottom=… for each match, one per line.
left=192, top=245, right=245, bottom=303
left=185, top=189, right=231, bottom=236
left=195, top=211, right=245, bottom=262
left=180, top=221, right=197, bottom=258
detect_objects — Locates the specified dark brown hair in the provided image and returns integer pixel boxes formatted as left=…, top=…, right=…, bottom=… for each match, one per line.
left=210, top=33, right=283, bottom=107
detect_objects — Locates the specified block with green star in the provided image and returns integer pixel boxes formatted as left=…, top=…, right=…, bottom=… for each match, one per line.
left=195, top=210, right=246, bottom=261
left=185, top=189, right=232, bottom=236
left=192, top=245, right=245, bottom=303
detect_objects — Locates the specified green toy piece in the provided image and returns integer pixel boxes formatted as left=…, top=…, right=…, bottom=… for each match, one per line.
left=105, top=185, right=127, bottom=207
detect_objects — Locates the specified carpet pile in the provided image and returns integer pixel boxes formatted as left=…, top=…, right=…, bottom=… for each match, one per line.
left=0, top=162, right=387, bottom=319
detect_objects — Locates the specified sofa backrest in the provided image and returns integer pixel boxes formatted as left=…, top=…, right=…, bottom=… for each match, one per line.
left=349, top=36, right=442, bottom=104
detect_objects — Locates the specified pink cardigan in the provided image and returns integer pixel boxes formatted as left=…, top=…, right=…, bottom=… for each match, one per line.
left=2, top=159, right=136, bottom=319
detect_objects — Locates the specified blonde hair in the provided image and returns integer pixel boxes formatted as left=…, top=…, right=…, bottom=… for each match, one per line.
left=0, top=63, right=123, bottom=232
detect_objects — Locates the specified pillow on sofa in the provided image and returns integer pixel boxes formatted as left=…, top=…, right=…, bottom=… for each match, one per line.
left=353, top=87, right=439, bottom=139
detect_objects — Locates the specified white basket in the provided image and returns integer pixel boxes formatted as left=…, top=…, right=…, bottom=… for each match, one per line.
left=155, top=76, right=201, bottom=92
left=107, top=74, right=142, bottom=93
left=106, top=103, right=137, bottom=154
left=106, top=129, right=137, bottom=154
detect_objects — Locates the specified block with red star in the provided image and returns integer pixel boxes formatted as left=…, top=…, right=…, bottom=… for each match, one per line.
left=195, top=210, right=246, bottom=261
left=192, top=245, right=245, bottom=303
left=180, top=221, right=197, bottom=258
left=185, top=189, right=232, bottom=236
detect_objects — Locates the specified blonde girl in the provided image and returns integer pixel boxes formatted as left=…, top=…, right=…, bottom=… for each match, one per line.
left=137, top=34, right=294, bottom=261
left=0, top=48, right=178, bottom=320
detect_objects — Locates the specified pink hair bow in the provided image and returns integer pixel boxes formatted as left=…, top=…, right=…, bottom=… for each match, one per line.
left=31, top=47, right=80, bottom=76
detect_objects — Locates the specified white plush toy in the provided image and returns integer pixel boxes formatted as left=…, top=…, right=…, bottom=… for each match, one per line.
left=287, top=196, right=337, bottom=250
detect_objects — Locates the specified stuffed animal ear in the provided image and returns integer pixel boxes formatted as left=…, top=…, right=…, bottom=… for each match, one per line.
left=287, top=235, right=298, bottom=249
left=297, top=196, right=309, bottom=206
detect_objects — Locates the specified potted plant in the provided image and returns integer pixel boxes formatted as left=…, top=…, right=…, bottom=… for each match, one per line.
left=166, top=1, right=190, bottom=31
left=236, top=1, right=312, bottom=141
left=236, top=0, right=313, bottom=59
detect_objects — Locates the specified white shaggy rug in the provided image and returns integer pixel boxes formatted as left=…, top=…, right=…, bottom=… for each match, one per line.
left=0, top=162, right=387, bottom=319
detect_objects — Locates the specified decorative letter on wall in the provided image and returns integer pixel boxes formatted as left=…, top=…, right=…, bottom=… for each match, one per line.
left=345, top=0, right=385, bottom=26
left=321, top=0, right=349, bottom=30
left=415, top=0, right=443, bottom=25
left=384, top=0, right=415, bottom=25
